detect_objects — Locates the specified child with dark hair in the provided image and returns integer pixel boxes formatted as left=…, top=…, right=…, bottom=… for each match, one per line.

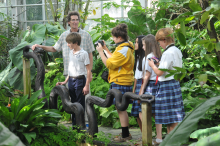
left=131, top=35, right=145, bottom=132
left=148, top=28, right=185, bottom=144
left=56, top=32, right=91, bottom=128
left=96, top=23, right=134, bottom=142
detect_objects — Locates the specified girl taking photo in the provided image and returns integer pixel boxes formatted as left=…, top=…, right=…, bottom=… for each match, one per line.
left=96, top=23, right=134, bottom=142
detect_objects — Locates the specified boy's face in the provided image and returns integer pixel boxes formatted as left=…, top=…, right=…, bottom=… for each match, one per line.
left=67, top=42, right=75, bottom=50
left=68, top=15, right=79, bottom=29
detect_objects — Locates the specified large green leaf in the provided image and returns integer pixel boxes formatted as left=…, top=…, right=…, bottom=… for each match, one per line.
left=189, top=0, right=202, bottom=12
left=23, top=132, right=36, bottom=144
left=7, top=65, right=36, bottom=90
left=15, top=95, right=29, bottom=119
left=27, top=90, right=42, bottom=105
left=8, top=41, right=29, bottom=71
left=0, top=122, right=25, bottom=146
left=31, top=24, right=46, bottom=39
left=177, top=32, right=186, bottom=46
left=0, top=62, right=12, bottom=85
left=204, top=54, right=220, bottom=72
left=11, top=98, right=20, bottom=117
left=160, top=96, right=220, bottom=146
left=189, top=131, right=220, bottom=146
left=190, top=126, right=220, bottom=140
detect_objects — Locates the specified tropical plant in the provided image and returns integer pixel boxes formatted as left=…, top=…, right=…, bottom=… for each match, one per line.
left=0, top=122, right=25, bottom=146
left=160, top=96, right=220, bottom=146
left=0, top=90, right=62, bottom=144
left=189, top=126, right=220, bottom=146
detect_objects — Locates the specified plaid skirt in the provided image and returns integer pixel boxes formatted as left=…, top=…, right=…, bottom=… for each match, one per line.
left=131, top=79, right=142, bottom=117
left=155, top=79, right=185, bottom=124
left=110, top=82, right=133, bottom=105
left=139, top=80, right=158, bottom=114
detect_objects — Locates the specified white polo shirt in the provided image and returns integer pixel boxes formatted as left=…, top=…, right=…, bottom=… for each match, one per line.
left=68, top=49, right=90, bottom=77
left=158, top=46, right=183, bottom=81
left=134, top=60, right=143, bottom=80
left=142, top=53, right=157, bottom=80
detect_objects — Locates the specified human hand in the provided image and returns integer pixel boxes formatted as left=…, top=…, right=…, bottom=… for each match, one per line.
left=83, top=85, right=89, bottom=95
left=148, top=58, right=155, bottom=67
left=96, top=43, right=103, bottom=53
left=152, top=57, right=160, bottom=66
left=56, top=82, right=65, bottom=86
left=32, top=44, right=40, bottom=51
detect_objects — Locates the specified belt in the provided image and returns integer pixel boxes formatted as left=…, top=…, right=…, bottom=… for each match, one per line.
left=69, top=75, right=85, bottom=79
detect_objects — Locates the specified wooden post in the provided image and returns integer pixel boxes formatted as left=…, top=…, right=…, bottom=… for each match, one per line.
left=23, top=58, right=31, bottom=97
left=142, top=102, right=152, bottom=146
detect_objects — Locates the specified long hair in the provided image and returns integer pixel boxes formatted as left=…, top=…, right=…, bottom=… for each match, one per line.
left=134, top=35, right=145, bottom=71
left=142, top=34, right=162, bottom=59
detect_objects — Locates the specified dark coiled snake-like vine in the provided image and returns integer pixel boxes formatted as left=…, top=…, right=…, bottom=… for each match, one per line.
left=23, top=45, right=154, bottom=135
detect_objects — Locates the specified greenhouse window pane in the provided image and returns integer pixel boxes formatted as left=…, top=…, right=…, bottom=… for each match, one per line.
left=26, top=0, right=42, bottom=4
left=26, top=5, right=43, bottom=20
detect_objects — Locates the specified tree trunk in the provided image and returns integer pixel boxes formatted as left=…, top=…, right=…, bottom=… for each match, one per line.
left=199, top=0, right=220, bottom=64
left=81, top=0, right=90, bottom=29
left=63, top=0, right=70, bottom=29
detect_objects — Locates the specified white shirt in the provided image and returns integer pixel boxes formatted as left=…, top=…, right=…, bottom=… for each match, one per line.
left=68, top=49, right=90, bottom=77
left=142, top=53, right=157, bottom=80
left=158, top=45, right=183, bottom=81
left=134, top=60, right=143, bottom=79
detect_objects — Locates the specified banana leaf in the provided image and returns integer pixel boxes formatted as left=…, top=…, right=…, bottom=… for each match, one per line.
left=160, top=96, right=220, bottom=146
left=0, top=122, right=25, bottom=146
left=189, top=131, right=220, bottom=146
left=190, top=126, right=220, bottom=140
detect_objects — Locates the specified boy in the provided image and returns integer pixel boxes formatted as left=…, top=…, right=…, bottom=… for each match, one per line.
left=56, top=32, right=91, bottom=127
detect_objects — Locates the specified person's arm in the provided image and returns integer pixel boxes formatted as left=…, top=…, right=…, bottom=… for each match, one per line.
left=32, top=44, right=57, bottom=52
left=133, top=79, right=137, bottom=93
left=83, top=65, right=91, bottom=95
left=56, top=75, right=69, bottom=86
left=96, top=44, right=108, bottom=67
left=103, top=46, right=112, bottom=58
left=88, top=52, right=93, bottom=71
left=148, top=59, right=164, bottom=76
left=139, top=71, right=151, bottom=95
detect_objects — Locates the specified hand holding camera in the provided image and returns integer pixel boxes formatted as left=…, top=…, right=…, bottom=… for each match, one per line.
left=95, top=40, right=104, bottom=47
left=148, top=57, right=159, bottom=64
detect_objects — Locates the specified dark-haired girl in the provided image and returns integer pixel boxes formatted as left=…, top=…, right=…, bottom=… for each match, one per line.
left=96, top=23, right=134, bottom=142
left=131, top=35, right=145, bottom=132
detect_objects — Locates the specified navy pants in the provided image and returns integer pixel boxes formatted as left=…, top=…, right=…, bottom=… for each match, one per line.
left=68, top=76, right=86, bottom=126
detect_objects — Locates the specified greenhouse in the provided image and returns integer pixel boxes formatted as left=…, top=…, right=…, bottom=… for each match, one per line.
left=0, top=0, right=220, bottom=146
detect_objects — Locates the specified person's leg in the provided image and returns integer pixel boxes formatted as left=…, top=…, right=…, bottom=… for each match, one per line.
left=167, top=123, right=178, bottom=134
left=68, top=78, right=77, bottom=126
left=137, top=117, right=142, bottom=132
left=75, top=78, right=86, bottom=115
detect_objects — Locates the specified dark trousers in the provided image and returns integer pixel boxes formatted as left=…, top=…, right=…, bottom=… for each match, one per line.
left=68, top=77, right=86, bottom=126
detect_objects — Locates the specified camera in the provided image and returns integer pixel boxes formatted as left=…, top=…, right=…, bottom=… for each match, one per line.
left=148, top=58, right=159, bottom=64
left=94, top=40, right=104, bottom=47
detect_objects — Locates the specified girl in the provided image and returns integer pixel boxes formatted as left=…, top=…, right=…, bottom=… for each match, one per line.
left=138, top=34, right=163, bottom=145
left=96, top=23, right=134, bottom=142
left=148, top=28, right=185, bottom=136
left=131, top=35, right=145, bottom=132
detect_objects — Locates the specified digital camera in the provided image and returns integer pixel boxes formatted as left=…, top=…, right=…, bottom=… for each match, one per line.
left=148, top=58, right=159, bottom=64
left=94, top=40, right=104, bottom=47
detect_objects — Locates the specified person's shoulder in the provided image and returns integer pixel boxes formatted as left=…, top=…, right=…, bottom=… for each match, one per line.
left=80, top=48, right=89, bottom=55
left=147, top=53, right=154, bottom=58
left=61, top=29, right=70, bottom=36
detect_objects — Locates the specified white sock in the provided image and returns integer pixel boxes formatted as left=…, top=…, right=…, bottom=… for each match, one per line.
left=156, top=138, right=163, bottom=143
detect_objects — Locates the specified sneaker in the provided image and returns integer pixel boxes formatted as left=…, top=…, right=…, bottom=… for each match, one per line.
left=113, top=134, right=132, bottom=142
left=152, top=139, right=162, bottom=146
